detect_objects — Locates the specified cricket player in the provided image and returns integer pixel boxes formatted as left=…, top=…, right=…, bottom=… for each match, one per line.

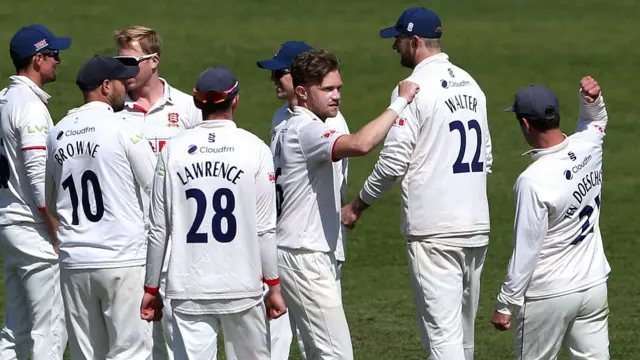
left=114, top=25, right=202, bottom=360
left=0, top=24, right=71, bottom=360
left=274, top=49, right=419, bottom=359
left=491, top=77, right=610, bottom=359
left=256, top=40, right=351, bottom=360
left=44, top=55, right=157, bottom=360
left=341, top=8, right=494, bottom=360
left=141, top=66, right=287, bottom=360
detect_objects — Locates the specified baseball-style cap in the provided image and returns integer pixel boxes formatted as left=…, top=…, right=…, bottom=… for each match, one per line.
left=256, top=41, right=314, bottom=71
left=505, top=85, right=561, bottom=121
left=10, top=24, right=72, bottom=61
left=380, top=7, right=442, bottom=39
left=193, top=67, right=240, bottom=104
left=76, top=55, right=140, bottom=91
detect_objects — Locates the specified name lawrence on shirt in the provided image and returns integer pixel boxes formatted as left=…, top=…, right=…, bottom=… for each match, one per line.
left=177, top=160, right=244, bottom=186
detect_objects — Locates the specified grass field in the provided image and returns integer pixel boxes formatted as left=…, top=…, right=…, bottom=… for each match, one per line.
left=1, top=0, right=640, bottom=359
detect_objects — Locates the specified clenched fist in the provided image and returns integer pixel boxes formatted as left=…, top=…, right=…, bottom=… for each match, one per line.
left=581, top=76, right=601, bottom=104
left=398, top=80, right=420, bottom=103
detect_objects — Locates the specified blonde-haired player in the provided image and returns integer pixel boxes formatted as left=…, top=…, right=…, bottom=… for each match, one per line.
left=114, top=25, right=201, bottom=360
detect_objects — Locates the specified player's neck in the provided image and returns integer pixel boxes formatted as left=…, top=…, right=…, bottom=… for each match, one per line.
left=129, top=76, right=165, bottom=109
left=17, top=69, right=44, bottom=88
left=532, top=130, right=566, bottom=149
left=204, top=113, right=233, bottom=121
left=287, top=95, right=298, bottom=110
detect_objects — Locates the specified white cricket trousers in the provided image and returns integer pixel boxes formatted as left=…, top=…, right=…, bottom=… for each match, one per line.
left=0, top=222, right=67, bottom=360
left=60, top=265, right=152, bottom=360
left=172, top=301, right=270, bottom=360
left=152, top=270, right=174, bottom=360
left=407, top=238, right=488, bottom=360
left=515, top=282, right=609, bottom=360
left=278, top=248, right=353, bottom=360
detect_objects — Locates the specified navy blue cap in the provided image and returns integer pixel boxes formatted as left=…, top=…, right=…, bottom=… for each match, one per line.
left=380, top=7, right=442, bottom=39
left=194, top=67, right=239, bottom=104
left=506, top=85, right=560, bottom=121
left=10, top=24, right=72, bottom=61
left=256, top=41, right=314, bottom=71
left=76, top=55, right=139, bottom=91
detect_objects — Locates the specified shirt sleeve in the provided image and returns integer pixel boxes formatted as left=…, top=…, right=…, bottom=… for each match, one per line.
left=145, top=148, right=170, bottom=290
left=255, top=144, right=278, bottom=282
left=298, top=121, right=345, bottom=164
left=121, top=130, right=157, bottom=197
left=359, top=87, right=420, bottom=205
left=187, top=101, right=203, bottom=129
left=17, top=103, right=52, bottom=209
left=496, top=176, right=548, bottom=315
left=44, top=133, right=58, bottom=219
left=575, top=90, right=608, bottom=139
left=482, top=105, right=493, bottom=174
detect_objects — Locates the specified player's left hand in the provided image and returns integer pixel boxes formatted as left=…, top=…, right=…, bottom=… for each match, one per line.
left=265, top=285, right=287, bottom=320
left=581, top=76, right=601, bottom=103
left=140, top=292, right=164, bottom=322
left=491, top=311, right=511, bottom=331
left=341, top=204, right=360, bottom=230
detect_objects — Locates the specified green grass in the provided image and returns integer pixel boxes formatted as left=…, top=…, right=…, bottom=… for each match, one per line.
left=1, top=0, right=639, bottom=359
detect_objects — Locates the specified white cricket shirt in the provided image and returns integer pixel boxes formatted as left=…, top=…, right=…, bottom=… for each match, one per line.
left=0, top=76, right=54, bottom=225
left=270, top=104, right=350, bottom=260
left=360, top=53, right=493, bottom=247
left=45, top=102, right=157, bottom=269
left=145, top=120, right=278, bottom=314
left=497, top=92, right=610, bottom=312
left=121, top=78, right=202, bottom=154
left=274, top=106, right=344, bottom=253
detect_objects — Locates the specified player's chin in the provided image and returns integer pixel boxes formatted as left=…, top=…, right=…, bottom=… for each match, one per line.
left=327, top=105, right=339, bottom=117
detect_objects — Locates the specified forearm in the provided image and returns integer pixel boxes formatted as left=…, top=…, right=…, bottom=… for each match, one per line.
left=259, top=229, right=279, bottom=285
left=144, top=226, right=168, bottom=291
left=577, top=91, right=607, bottom=131
left=351, top=98, right=408, bottom=153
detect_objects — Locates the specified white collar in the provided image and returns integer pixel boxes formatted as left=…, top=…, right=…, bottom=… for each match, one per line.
left=67, top=101, right=114, bottom=115
left=522, top=135, right=569, bottom=161
left=292, top=106, right=323, bottom=121
left=412, top=53, right=450, bottom=74
left=9, top=76, right=51, bottom=104
left=196, top=119, right=237, bottom=129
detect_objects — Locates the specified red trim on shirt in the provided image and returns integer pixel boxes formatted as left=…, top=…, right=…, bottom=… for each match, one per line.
left=133, top=104, right=148, bottom=114
left=263, top=278, right=280, bottom=286
left=144, top=286, right=160, bottom=294
left=22, top=146, right=46, bottom=151
left=331, top=135, right=345, bottom=162
left=37, top=206, right=46, bottom=212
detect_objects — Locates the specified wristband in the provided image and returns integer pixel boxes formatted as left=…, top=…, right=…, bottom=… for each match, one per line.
left=387, top=97, right=408, bottom=116
left=144, top=286, right=159, bottom=295
left=263, top=278, right=280, bottom=286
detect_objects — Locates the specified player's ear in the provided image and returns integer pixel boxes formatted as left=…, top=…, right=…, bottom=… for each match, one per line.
left=150, top=54, right=159, bottom=70
left=100, top=80, right=112, bottom=97
left=295, top=85, right=307, bottom=101
left=231, top=94, right=239, bottom=111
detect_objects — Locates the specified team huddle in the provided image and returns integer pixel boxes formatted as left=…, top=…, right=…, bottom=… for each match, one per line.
left=0, top=6, right=611, bottom=360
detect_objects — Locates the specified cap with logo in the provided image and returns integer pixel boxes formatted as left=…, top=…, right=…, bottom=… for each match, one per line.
left=76, top=55, right=140, bottom=92
left=380, top=7, right=442, bottom=39
left=256, top=41, right=314, bottom=71
left=10, top=24, right=72, bottom=61
left=505, top=85, right=560, bottom=121
left=193, top=67, right=240, bottom=104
